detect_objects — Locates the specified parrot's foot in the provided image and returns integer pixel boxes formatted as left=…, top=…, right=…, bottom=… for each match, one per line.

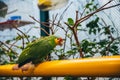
left=12, top=64, right=19, bottom=70
left=12, top=62, right=35, bottom=72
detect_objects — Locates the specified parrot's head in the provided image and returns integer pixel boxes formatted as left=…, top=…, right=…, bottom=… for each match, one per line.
left=55, top=37, right=64, bottom=46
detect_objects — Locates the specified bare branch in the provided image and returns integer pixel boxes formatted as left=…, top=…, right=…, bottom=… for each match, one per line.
left=12, top=24, right=30, bottom=43
left=0, top=41, right=17, bottom=55
left=76, top=0, right=119, bottom=25
left=40, top=27, right=50, bottom=36
left=29, top=15, right=50, bottom=28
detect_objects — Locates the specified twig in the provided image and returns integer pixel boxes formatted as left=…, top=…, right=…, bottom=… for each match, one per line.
left=99, top=3, right=120, bottom=11
left=7, top=9, right=18, bottom=14
left=64, top=22, right=84, bottom=58
left=64, top=0, right=119, bottom=58
left=64, top=22, right=72, bottom=30
left=29, top=15, right=50, bottom=28
left=11, top=22, right=30, bottom=43
left=0, top=41, right=17, bottom=55
left=80, top=7, right=87, bottom=18
left=72, top=27, right=84, bottom=58
left=101, top=18, right=115, bottom=55
left=73, top=11, right=79, bottom=33
left=58, top=2, right=73, bottom=24
left=5, top=43, right=20, bottom=49
left=0, top=41, right=11, bottom=52
left=17, top=33, right=25, bottom=49
left=9, top=39, right=19, bottom=49
left=98, top=0, right=114, bottom=10
left=76, top=0, right=118, bottom=24
left=49, top=14, right=58, bottom=34
left=33, top=26, right=50, bottom=36
left=40, top=27, right=50, bottom=36
left=29, top=15, right=50, bottom=35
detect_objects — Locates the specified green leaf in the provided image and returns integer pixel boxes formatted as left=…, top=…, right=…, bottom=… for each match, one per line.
left=15, top=36, right=22, bottom=40
left=67, top=18, right=74, bottom=26
left=98, top=28, right=101, bottom=32
left=84, top=54, right=92, bottom=58
left=0, top=48, right=6, bottom=55
left=66, top=49, right=77, bottom=55
left=95, top=17, right=99, bottom=23
left=93, top=29, right=96, bottom=34
left=93, top=5, right=97, bottom=10
left=86, top=17, right=100, bottom=35
left=5, top=40, right=11, bottom=44
left=85, top=3, right=93, bottom=8
left=97, top=39, right=108, bottom=47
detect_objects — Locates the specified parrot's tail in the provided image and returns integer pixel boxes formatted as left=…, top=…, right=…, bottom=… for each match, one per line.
left=18, top=59, right=32, bottom=68
left=18, top=62, right=26, bottom=68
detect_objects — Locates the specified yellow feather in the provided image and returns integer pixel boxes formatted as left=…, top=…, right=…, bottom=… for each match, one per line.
left=38, top=0, right=52, bottom=6
left=38, top=0, right=68, bottom=11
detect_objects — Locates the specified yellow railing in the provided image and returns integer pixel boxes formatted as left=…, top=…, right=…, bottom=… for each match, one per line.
left=0, top=55, right=120, bottom=77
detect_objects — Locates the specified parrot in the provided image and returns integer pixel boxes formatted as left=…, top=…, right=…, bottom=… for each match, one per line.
left=12, top=35, right=63, bottom=71
left=38, top=0, right=68, bottom=11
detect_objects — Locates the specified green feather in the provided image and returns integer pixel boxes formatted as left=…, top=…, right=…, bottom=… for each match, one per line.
left=17, top=35, right=58, bottom=67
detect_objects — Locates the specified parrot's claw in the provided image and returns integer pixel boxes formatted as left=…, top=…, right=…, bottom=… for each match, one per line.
left=12, top=64, right=19, bottom=70
left=21, top=65, right=29, bottom=71
left=12, top=62, right=35, bottom=72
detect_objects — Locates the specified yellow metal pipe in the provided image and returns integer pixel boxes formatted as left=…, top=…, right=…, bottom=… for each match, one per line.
left=0, top=56, right=120, bottom=77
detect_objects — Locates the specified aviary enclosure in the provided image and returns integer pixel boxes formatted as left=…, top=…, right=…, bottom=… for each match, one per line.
left=0, top=0, right=120, bottom=80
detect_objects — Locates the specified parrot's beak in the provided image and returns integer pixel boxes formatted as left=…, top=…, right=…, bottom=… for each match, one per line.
left=55, top=38, right=64, bottom=46
left=58, top=38, right=64, bottom=46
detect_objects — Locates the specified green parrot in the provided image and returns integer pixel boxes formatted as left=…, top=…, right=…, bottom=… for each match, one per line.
left=12, top=35, right=63, bottom=71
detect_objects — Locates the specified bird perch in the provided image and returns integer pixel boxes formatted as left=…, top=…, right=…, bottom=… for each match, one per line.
left=0, top=55, right=120, bottom=77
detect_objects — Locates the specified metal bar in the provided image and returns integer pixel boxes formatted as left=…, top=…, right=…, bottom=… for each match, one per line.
left=40, top=10, right=49, bottom=36
left=0, top=56, right=120, bottom=77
